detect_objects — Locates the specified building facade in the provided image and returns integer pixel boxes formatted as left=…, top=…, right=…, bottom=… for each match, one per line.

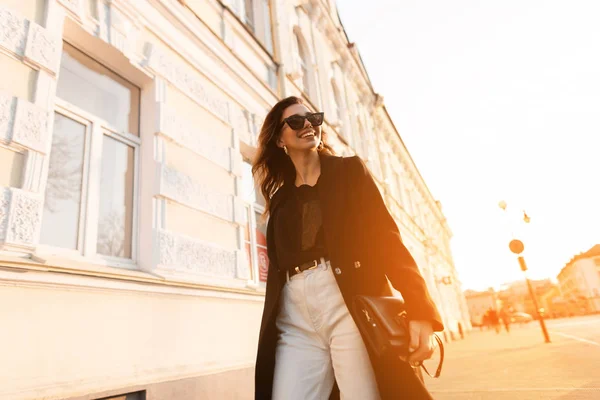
left=0, top=0, right=469, bottom=398
left=557, top=244, right=600, bottom=315
left=497, top=278, right=554, bottom=317
left=464, top=289, right=499, bottom=327
left=539, top=284, right=570, bottom=319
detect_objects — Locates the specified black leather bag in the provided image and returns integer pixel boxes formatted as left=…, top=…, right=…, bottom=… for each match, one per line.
left=353, top=295, right=444, bottom=378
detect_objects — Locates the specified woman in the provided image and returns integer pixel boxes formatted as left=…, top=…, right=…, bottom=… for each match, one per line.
left=253, top=96, right=444, bottom=400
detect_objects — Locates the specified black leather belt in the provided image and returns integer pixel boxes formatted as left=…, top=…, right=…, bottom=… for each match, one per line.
left=288, top=258, right=328, bottom=278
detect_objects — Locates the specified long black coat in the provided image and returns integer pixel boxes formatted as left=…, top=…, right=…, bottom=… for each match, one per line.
left=255, top=153, right=444, bottom=400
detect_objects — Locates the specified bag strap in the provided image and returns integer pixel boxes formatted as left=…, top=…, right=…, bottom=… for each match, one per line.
left=420, top=333, right=444, bottom=378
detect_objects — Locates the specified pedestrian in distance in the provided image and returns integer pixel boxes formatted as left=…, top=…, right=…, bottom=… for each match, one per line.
left=488, top=308, right=501, bottom=334
left=499, top=308, right=511, bottom=333
left=253, top=96, right=444, bottom=400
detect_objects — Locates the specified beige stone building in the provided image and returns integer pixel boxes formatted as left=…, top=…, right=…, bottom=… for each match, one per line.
left=464, top=289, right=499, bottom=327
left=557, top=244, right=600, bottom=315
left=0, top=0, right=469, bottom=398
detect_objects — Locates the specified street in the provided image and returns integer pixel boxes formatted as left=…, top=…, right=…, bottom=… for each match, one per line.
left=424, top=315, right=600, bottom=400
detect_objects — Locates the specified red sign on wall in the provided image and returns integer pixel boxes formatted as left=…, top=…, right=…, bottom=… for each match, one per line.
left=258, top=247, right=269, bottom=282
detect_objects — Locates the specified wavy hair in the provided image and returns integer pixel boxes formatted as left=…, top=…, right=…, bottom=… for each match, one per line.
left=252, top=96, right=334, bottom=216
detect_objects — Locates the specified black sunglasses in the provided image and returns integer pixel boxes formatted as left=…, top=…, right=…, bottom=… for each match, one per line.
left=280, top=112, right=324, bottom=131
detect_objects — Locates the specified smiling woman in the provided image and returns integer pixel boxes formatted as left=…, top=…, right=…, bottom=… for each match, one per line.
left=252, top=96, right=335, bottom=213
left=253, top=96, right=444, bottom=400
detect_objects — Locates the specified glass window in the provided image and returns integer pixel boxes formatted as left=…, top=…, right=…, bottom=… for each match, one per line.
left=88, top=0, right=98, bottom=19
left=229, top=0, right=273, bottom=54
left=40, top=43, right=140, bottom=265
left=295, top=33, right=311, bottom=97
left=57, top=43, right=140, bottom=136
left=40, top=113, right=87, bottom=250
left=243, top=0, right=255, bottom=32
left=241, top=161, right=265, bottom=207
left=96, top=135, right=135, bottom=258
left=261, top=0, right=273, bottom=53
left=331, top=81, right=348, bottom=143
left=242, top=160, right=268, bottom=285
left=331, top=82, right=341, bottom=122
left=243, top=205, right=254, bottom=278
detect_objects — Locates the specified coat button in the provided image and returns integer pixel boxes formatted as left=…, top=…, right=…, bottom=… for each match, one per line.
left=334, top=268, right=342, bottom=275
left=354, top=261, right=361, bottom=268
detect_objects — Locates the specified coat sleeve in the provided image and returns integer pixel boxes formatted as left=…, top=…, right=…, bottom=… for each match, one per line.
left=348, top=156, right=444, bottom=331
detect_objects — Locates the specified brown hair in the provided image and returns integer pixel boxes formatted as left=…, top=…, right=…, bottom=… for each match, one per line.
left=252, top=96, right=334, bottom=216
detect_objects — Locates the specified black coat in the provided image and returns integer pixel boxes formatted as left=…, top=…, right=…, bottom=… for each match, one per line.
left=255, top=153, right=444, bottom=400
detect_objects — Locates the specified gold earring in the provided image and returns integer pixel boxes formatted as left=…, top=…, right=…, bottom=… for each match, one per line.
left=318, top=141, right=324, bottom=150
left=283, top=145, right=288, bottom=155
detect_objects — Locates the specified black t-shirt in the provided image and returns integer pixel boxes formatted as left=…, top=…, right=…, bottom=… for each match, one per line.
left=276, top=181, right=328, bottom=271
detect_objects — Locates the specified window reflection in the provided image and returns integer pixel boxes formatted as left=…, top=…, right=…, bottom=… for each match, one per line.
left=96, top=135, right=134, bottom=258
left=40, top=113, right=86, bottom=250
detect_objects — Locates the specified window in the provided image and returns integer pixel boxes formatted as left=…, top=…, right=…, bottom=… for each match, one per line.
left=243, top=0, right=255, bottom=32
left=295, top=33, right=312, bottom=98
left=40, top=43, right=140, bottom=264
left=331, top=81, right=342, bottom=123
left=88, top=0, right=98, bottom=19
left=266, top=63, right=277, bottom=91
left=331, top=80, right=348, bottom=142
left=231, top=0, right=273, bottom=53
left=241, top=161, right=268, bottom=286
left=261, top=0, right=273, bottom=53
left=356, top=119, right=370, bottom=158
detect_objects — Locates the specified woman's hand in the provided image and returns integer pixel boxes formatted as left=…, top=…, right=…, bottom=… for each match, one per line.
left=407, top=320, right=435, bottom=364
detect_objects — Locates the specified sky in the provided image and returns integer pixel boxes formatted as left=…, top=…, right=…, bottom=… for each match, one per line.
left=337, top=0, right=600, bottom=291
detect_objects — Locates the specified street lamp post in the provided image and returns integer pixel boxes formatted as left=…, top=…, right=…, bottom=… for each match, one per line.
left=499, top=201, right=551, bottom=344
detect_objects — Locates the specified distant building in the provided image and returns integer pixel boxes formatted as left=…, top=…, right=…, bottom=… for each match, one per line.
left=465, top=289, right=499, bottom=327
left=497, top=279, right=554, bottom=317
left=539, top=284, right=569, bottom=318
left=557, top=245, right=600, bottom=314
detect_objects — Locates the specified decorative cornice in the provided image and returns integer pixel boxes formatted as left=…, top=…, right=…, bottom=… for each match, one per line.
left=0, top=186, right=43, bottom=248
left=0, top=91, right=49, bottom=153
left=144, top=43, right=231, bottom=124
left=0, top=6, right=61, bottom=74
left=144, top=43, right=254, bottom=144
left=102, top=0, right=143, bottom=61
left=12, top=97, right=50, bottom=153
left=235, top=249, right=250, bottom=280
left=57, top=0, right=82, bottom=17
left=0, top=93, right=17, bottom=144
left=157, top=104, right=232, bottom=172
left=0, top=187, right=10, bottom=242
left=155, top=228, right=238, bottom=279
left=156, top=163, right=235, bottom=223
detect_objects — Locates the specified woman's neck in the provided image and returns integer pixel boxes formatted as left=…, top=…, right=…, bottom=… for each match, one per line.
left=289, top=150, right=321, bottom=187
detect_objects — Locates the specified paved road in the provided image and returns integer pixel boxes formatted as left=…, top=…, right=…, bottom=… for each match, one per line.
left=423, top=315, right=600, bottom=399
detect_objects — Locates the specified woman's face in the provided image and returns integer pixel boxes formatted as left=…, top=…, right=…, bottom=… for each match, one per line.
left=277, top=103, right=322, bottom=153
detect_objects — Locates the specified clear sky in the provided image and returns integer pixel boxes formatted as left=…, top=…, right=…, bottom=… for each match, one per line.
left=337, top=0, right=600, bottom=291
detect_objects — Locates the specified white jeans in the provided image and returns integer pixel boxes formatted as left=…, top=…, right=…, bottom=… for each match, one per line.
left=272, top=259, right=381, bottom=400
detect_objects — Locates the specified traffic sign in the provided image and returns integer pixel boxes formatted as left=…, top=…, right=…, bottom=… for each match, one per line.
left=509, top=239, right=525, bottom=254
